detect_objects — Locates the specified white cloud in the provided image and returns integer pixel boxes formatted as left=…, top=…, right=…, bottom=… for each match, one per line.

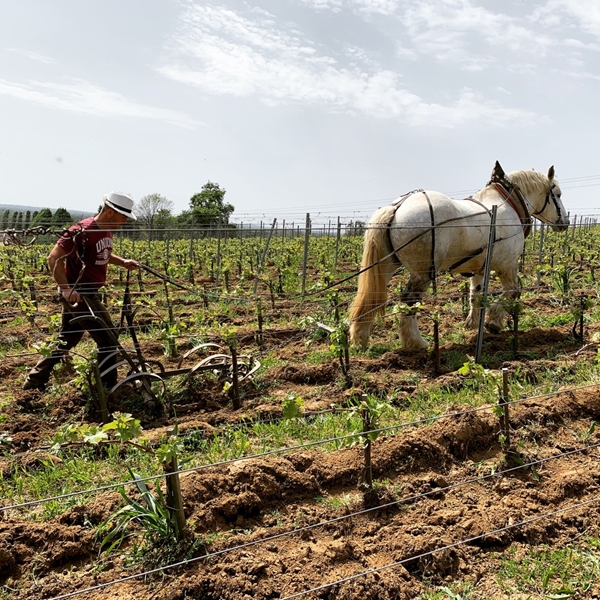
left=297, top=0, right=343, bottom=12
left=0, top=78, right=201, bottom=128
left=534, top=0, right=600, bottom=38
left=400, top=0, right=555, bottom=64
left=7, top=48, right=56, bottom=64
left=158, top=3, right=540, bottom=128
left=299, top=0, right=400, bottom=16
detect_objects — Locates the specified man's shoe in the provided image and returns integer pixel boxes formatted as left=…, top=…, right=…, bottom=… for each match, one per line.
left=22, top=378, right=46, bottom=392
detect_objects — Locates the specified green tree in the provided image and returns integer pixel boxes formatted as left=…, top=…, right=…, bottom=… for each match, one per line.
left=1, top=210, right=9, bottom=230
left=32, top=208, right=53, bottom=226
left=189, top=182, right=234, bottom=227
left=174, top=209, right=193, bottom=228
left=24, top=210, right=32, bottom=230
left=52, top=207, right=73, bottom=228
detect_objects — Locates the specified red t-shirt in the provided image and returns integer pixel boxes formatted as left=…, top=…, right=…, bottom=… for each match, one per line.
left=56, top=217, right=113, bottom=291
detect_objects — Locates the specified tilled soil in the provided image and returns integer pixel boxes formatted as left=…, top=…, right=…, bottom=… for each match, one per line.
left=2, top=277, right=600, bottom=598
left=3, top=380, right=600, bottom=599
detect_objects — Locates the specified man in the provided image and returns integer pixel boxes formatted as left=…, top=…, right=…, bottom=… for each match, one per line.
left=23, top=192, right=140, bottom=392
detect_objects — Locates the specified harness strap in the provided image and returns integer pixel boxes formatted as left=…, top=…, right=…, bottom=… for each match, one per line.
left=447, top=248, right=485, bottom=273
left=422, top=191, right=437, bottom=292
left=490, top=181, right=532, bottom=238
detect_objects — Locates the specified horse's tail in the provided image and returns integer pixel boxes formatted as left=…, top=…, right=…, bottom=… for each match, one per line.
left=349, top=205, right=398, bottom=347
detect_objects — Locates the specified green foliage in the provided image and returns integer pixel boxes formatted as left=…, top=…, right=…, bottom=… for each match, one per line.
left=32, top=339, right=63, bottom=358
left=346, top=394, right=391, bottom=446
left=496, top=542, right=600, bottom=597
left=155, top=425, right=186, bottom=465
left=51, top=207, right=73, bottom=228
left=457, top=360, right=499, bottom=390
left=97, top=468, right=173, bottom=555
left=31, top=207, right=52, bottom=226
left=102, top=412, right=144, bottom=443
left=391, top=301, right=424, bottom=316
left=189, top=181, right=234, bottom=226
left=282, top=392, right=305, bottom=419
left=49, top=413, right=146, bottom=453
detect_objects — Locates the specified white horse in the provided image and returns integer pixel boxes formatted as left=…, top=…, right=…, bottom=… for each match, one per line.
left=349, top=162, right=569, bottom=349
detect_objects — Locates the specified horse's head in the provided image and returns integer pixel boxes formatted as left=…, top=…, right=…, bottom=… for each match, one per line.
left=539, top=166, right=569, bottom=232
left=509, top=166, right=569, bottom=232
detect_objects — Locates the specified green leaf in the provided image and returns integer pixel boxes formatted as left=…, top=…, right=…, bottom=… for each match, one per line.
left=82, top=426, right=108, bottom=445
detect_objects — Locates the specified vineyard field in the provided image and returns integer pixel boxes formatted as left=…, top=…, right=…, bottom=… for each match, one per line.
left=3, top=224, right=600, bottom=599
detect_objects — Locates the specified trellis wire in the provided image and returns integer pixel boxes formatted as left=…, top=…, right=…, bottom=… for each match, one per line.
left=42, top=449, right=600, bottom=600
left=4, top=378, right=600, bottom=514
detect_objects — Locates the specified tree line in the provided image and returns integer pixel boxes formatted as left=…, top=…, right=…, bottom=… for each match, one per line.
left=1, top=182, right=234, bottom=236
left=133, top=182, right=235, bottom=238
left=1, top=206, right=74, bottom=231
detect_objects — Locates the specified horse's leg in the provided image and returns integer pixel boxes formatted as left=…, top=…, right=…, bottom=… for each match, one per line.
left=486, top=268, right=519, bottom=334
left=349, top=254, right=398, bottom=348
left=465, top=273, right=484, bottom=330
left=399, top=273, right=431, bottom=350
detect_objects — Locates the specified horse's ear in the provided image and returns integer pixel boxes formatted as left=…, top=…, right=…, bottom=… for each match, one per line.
left=491, top=160, right=505, bottom=181
left=548, top=165, right=555, bottom=181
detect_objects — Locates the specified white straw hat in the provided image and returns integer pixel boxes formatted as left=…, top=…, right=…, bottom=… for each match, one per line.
left=104, top=192, right=136, bottom=219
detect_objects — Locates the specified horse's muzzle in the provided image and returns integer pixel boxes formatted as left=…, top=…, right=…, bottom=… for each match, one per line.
left=550, top=220, right=570, bottom=232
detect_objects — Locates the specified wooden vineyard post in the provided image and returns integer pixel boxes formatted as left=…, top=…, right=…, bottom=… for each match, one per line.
left=163, top=430, right=186, bottom=541
left=334, top=216, right=341, bottom=270
left=337, top=322, right=351, bottom=388
left=430, top=247, right=440, bottom=374
left=301, top=213, right=311, bottom=298
left=536, top=222, right=545, bottom=286
left=432, top=316, right=441, bottom=375
left=136, top=266, right=144, bottom=293
left=253, top=218, right=277, bottom=295
left=572, top=293, right=586, bottom=342
left=188, top=226, right=194, bottom=261
left=511, top=298, right=520, bottom=358
left=359, top=394, right=373, bottom=491
left=256, top=299, right=264, bottom=350
left=498, top=368, right=510, bottom=449
left=215, top=222, right=222, bottom=287
left=227, top=336, right=241, bottom=410
left=92, top=360, right=110, bottom=425
left=461, top=281, right=468, bottom=319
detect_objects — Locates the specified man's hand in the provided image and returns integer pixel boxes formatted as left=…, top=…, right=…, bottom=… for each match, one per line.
left=122, top=259, right=140, bottom=271
left=61, top=286, right=81, bottom=304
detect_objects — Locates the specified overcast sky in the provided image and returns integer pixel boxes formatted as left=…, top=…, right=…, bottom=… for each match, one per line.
left=2, top=0, right=600, bottom=224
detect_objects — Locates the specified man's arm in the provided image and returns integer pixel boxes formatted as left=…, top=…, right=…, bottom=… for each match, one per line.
left=109, top=254, right=139, bottom=270
left=48, top=244, right=80, bottom=304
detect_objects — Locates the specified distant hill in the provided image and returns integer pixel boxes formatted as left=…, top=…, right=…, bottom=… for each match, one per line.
left=0, top=204, right=95, bottom=221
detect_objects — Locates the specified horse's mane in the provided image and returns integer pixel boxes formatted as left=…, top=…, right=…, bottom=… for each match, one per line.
left=507, top=170, right=550, bottom=194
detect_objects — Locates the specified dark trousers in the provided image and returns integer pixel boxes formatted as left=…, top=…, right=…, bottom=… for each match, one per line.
left=26, top=294, right=120, bottom=388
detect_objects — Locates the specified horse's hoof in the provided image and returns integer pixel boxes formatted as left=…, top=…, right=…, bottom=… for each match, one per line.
left=485, top=322, right=501, bottom=334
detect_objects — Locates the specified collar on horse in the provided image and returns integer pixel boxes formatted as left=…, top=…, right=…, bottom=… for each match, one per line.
left=488, top=164, right=532, bottom=238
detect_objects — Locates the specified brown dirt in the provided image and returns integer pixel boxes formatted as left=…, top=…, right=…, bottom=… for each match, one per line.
left=3, top=281, right=600, bottom=599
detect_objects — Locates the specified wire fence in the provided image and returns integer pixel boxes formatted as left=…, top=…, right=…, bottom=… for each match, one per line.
left=3, top=216, right=600, bottom=597
left=29, top=420, right=600, bottom=600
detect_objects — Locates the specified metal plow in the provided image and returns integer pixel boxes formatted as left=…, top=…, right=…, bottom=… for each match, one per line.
left=79, top=289, right=260, bottom=418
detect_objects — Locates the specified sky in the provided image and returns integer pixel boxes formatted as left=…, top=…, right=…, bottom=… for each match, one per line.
left=1, top=0, right=600, bottom=225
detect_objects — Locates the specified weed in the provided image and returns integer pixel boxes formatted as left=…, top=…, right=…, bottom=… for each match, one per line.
left=97, top=469, right=174, bottom=555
